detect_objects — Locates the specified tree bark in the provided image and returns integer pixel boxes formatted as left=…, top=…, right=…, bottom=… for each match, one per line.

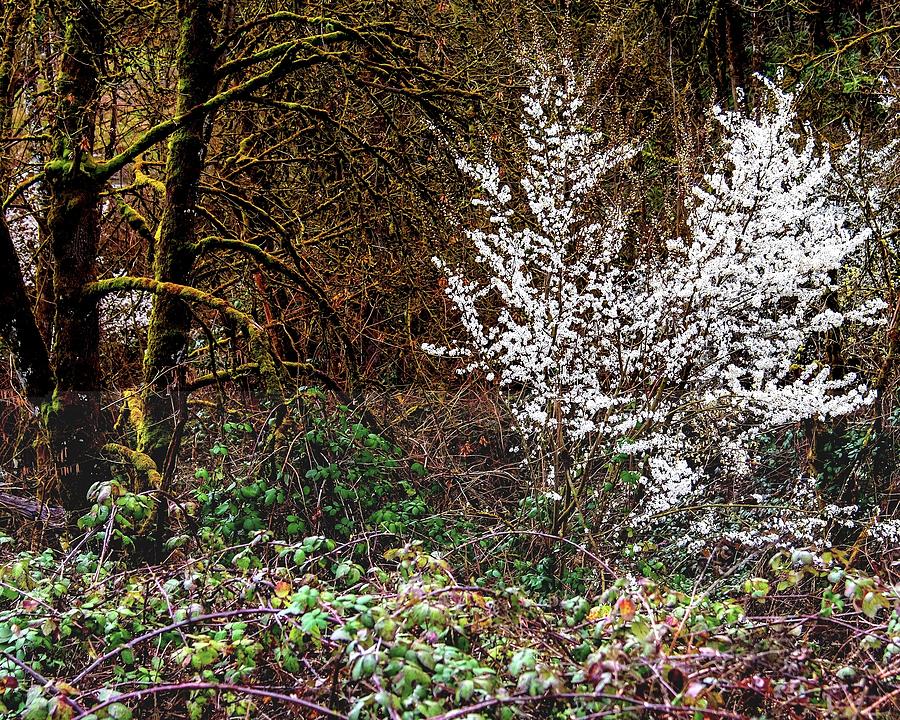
left=0, top=3, right=52, bottom=402
left=139, top=0, right=220, bottom=468
left=42, top=1, right=106, bottom=509
left=722, top=1, right=747, bottom=110
left=0, top=216, right=53, bottom=400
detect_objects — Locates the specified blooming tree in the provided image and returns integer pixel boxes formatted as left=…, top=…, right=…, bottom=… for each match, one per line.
left=428, top=60, right=883, bottom=526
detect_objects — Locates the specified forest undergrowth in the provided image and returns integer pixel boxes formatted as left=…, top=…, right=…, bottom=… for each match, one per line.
left=1, top=389, right=899, bottom=720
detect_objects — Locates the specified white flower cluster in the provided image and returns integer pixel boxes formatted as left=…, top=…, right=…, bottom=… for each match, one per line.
left=663, top=474, right=897, bottom=555
left=428, top=60, right=887, bottom=522
left=836, top=124, right=899, bottom=252
left=877, top=74, right=898, bottom=111
left=425, top=57, right=640, bottom=450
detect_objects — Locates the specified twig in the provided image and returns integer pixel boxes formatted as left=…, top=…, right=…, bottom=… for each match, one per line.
left=2, top=652, right=87, bottom=716
left=70, top=681, right=345, bottom=720
left=71, top=607, right=283, bottom=684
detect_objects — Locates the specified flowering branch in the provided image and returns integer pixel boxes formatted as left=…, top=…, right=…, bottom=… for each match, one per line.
left=428, top=58, right=883, bottom=536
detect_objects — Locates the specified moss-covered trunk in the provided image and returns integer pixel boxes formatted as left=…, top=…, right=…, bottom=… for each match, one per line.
left=42, top=1, right=106, bottom=510
left=139, top=0, right=219, bottom=468
left=0, top=4, right=52, bottom=402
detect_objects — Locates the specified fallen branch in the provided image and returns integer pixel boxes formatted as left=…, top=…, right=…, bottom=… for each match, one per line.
left=0, top=492, right=65, bottom=527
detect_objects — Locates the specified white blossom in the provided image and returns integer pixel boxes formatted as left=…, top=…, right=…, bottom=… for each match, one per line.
left=427, top=60, right=886, bottom=532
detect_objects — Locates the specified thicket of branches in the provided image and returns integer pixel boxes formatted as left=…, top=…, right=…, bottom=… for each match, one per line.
left=0, top=0, right=895, bottom=517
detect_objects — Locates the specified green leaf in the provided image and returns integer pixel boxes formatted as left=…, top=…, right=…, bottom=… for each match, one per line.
left=743, top=577, right=770, bottom=599
left=22, top=694, right=50, bottom=720
left=509, top=649, right=536, bottom=676
left=631, top=617, right=651, bottom=641
left=106, top=703, right=133, bottom=720
left=862, top=591, right=886, bottom=619
left=455, top=679, right=475, bottom=702
left=301, top=609, right=328, bottom=636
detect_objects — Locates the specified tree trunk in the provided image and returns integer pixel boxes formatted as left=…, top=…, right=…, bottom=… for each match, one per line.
left=0, top=216, right=53, bottom=401
left=42, top=1, right=106, bottom=509
left=722, top=1, right=747, bottom=110
left=139, top=0, right=219, bottom=468
left=0, top=3, right=52, bottom=402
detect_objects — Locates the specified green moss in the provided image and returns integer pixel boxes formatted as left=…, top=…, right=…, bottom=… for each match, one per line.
left=249, top=327, right=284, bottom=402
left=84, top=276, right=256, bottom=329
left=113, top=197, right=155, bottom=245
left=43, top=158, right=69, bottom=177
left=135, top=412, right=171, bottom=469
left=39, top=387, right=61, bottom=424
left=103, top=443, right=162, bottom=492
left=134, top=167, right=166, bottom=195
